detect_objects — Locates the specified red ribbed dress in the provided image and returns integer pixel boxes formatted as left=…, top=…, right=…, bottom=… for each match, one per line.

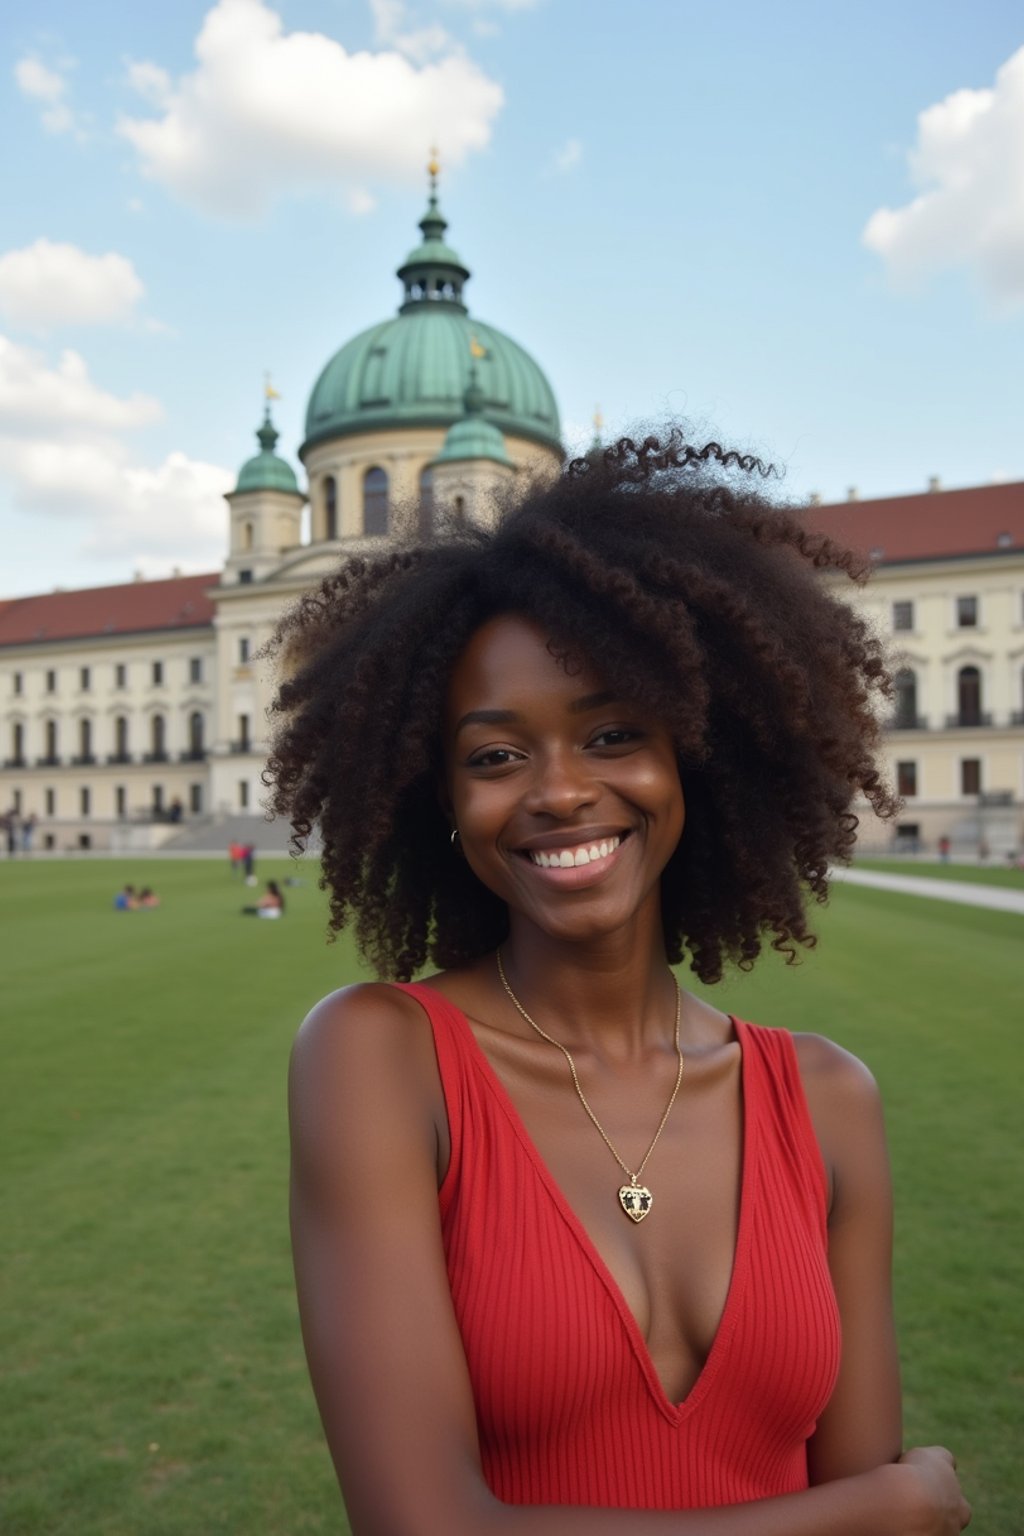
left=396, top=983, right=841, bottom=1511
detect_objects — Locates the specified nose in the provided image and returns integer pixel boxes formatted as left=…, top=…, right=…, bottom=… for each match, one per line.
left=523, top=746, right=598, bottom=819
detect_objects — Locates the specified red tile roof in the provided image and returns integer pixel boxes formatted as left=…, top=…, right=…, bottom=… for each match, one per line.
left=800, top=481, right=1024, bottom=565
left=0, top=573, right=219, bottom=648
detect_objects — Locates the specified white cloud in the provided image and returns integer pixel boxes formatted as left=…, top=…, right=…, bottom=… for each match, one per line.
left=369, top=0, right=453, bottom=60
left=0, top=333, right=230, bottom=569
left=551, top=136, right=582, bottom=174
left=0, top=436, right=232, bottom=569
left=14, top=55, right=82, bottom=136
left=0, top=335, right=161, bottom=434
left=863, top=45, right=1024, bottom=306
left=444, top=0, right=541, bottom=10
left=117, top=0, right=504, bottom=219
left=0, top=240, right=145, bottom=332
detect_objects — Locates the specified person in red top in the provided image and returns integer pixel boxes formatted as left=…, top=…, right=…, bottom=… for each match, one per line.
left=266, top=433, right=969, bottom=1536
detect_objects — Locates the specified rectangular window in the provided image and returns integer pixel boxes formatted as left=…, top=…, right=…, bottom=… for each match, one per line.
left=956, top=595, right=978, bottom=628
left=896, top=761, right=917, bottom=797
left=13, top=671, right=22, bottom=695
left=189, top=783, right=203, bottom=815
left=239, top=780, right=250, bottom=810
left=152, top=785, right=164, bottom=813
left=45, top=788, right=56, bottom=816
left=46, top=669, right=57, bottom=693
left=238, top=569, right=253, bottom=585
left=960, top=758, right=981, bottom=795
left=80, top=666, right=91, bottom=691
left=115, top=663, right=127, bottom=689
left=80, top=787, right=91, bottom=817
left=238, top=713, right=250, bottom=750
left=892, top=601, right=914, bottom=632
left=152, top=661, right=164, bottom=686
left=189, top=657, right=202, bottom=684
left=238, top=637, right=251, bottom=664
left=115, top=786, right=126, bottom=818
left=13, top=789, right=21, bottom=814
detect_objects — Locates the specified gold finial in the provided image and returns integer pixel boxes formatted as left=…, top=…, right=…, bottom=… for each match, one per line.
left=593, top=405, right=604, bottom=437
left=469, top=334, right=487, bottom=360
left=427, top=147, right=440, bottom=192
left=264, top=372, right=281, bottom=402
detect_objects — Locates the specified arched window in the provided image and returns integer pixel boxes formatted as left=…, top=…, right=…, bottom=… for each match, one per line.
left=115, top=716, right=129, bottom=760
left=46, top=720, right=58, bottom=762
left=957, top=666, right=981, bottom=726
left=893, top=668, right=918, bottom=728
left=79, top=718, right=92, bottom=760
left=151, top=714, right=166, bottom=760
left=189, top=711, right=204, bottom=757
left=242, top=520, right=254, bottom=552
left=363, top=467, right=388, bottom=536
left=418, top=466, right=434, bottom=539
left=324, top=476, right=338, bottom=541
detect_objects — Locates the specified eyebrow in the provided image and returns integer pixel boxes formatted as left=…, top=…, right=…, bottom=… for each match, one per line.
left=454, top=691, right=618, bottom=736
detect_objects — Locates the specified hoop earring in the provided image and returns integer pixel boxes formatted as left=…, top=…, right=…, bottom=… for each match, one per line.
left=450, top=828, right=460, bottom=849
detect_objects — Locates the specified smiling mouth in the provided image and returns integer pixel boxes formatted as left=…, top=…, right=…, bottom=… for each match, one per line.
left=519, top=833, right=627, bottom=869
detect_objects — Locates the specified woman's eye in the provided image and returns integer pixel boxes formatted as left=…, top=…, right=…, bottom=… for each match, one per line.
left=591, top=728, right=639, bottom=748
left=468, top=747, right=521, bottom=768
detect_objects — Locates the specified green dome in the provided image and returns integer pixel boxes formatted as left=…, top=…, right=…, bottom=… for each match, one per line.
left=302, top=181, right=561, bottom=458
left=235, top=410, right=300, bottom=495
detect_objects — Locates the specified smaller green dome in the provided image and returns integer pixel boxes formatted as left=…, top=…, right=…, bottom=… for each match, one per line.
left=234, top=410, right=300, bottom=495
left=434, top=371, right=513, bottom=467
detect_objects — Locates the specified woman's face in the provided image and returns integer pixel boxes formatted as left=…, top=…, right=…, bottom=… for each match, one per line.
left=443, top=614, right=685, bottom=945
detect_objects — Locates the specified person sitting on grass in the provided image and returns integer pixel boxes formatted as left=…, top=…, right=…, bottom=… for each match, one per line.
left=242, top=879, right=285, bottom=919
left=113, top=884, right=138, bottom=911
left=138, top=888, right=160, bottom=909
left=264, top=431, right=970, bottom=1536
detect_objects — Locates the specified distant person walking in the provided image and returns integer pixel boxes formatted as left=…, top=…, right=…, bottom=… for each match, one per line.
left=3, top=809, right=18, bottom=857
left=21, top=813, right=36, bottom=854
left=243, top=842, right=256, bottom=882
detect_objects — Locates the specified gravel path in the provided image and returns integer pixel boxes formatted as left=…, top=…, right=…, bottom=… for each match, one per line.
left=835, top=867, right=1024, bottom=915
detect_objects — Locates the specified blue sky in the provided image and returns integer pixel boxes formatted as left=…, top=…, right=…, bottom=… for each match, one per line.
left=2, top=0, right=1023, bottom=595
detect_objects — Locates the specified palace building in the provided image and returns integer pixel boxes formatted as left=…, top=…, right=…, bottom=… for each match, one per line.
left=0, top=171, right=563, bottom=853
left=1, top=173, right=1022, bottom=857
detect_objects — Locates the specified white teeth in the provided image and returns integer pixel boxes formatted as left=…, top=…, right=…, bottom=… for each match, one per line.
left=529, top=835, right=621, bottom=869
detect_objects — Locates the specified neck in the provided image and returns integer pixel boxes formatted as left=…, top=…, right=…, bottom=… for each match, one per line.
left=500, top=907, right=676, bottom=1062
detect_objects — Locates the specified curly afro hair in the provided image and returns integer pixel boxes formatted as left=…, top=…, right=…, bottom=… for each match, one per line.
left=263, top=431, right=897, bottom=982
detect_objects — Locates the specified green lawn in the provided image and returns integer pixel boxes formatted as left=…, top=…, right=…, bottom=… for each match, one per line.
left=1, top=859, right=1020, bottom=1533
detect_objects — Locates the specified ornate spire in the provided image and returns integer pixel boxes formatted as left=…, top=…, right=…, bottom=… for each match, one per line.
left=397, top=151, right=471, bottom=315
left=256, top=407, right=279, bottom=454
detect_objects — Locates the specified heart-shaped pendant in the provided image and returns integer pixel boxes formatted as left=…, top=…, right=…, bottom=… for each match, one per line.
left=618, top=1183, right=653, bottom=1222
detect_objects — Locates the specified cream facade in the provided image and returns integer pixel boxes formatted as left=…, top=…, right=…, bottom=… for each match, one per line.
left=840, top=553, right=1024, bottom=854
left=2, top=621, right=216, bottom=851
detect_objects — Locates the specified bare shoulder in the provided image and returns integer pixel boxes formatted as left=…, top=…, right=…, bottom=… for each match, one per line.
left=791, top=1032, right=891, bottom=1217
left=290, top=982, right=445, bottom=1163
left=294, top=980, right=432, bottom=1065
left=791, top=1030, right=882, bottom=1114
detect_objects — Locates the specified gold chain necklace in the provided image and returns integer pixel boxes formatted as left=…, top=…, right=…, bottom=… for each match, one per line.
left=496, top=950, right=684, bottom=1223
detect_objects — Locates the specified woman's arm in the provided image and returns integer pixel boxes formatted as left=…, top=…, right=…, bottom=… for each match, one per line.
left=795, top=1034, right=904, bottom=1482
left=289, top=989, right=968, bottom=1536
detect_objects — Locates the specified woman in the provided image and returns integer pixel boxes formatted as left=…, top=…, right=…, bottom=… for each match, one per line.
left=266, top=435, right=969, bottom=1535
left=241, top=879, right=285, bottom=918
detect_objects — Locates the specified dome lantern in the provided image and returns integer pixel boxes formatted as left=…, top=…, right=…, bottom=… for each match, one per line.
left=396, top=153, right=471, bottom=315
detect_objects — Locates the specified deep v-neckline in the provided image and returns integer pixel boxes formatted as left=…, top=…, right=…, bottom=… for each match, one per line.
left=417, top=984, right=756, bottom=1427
